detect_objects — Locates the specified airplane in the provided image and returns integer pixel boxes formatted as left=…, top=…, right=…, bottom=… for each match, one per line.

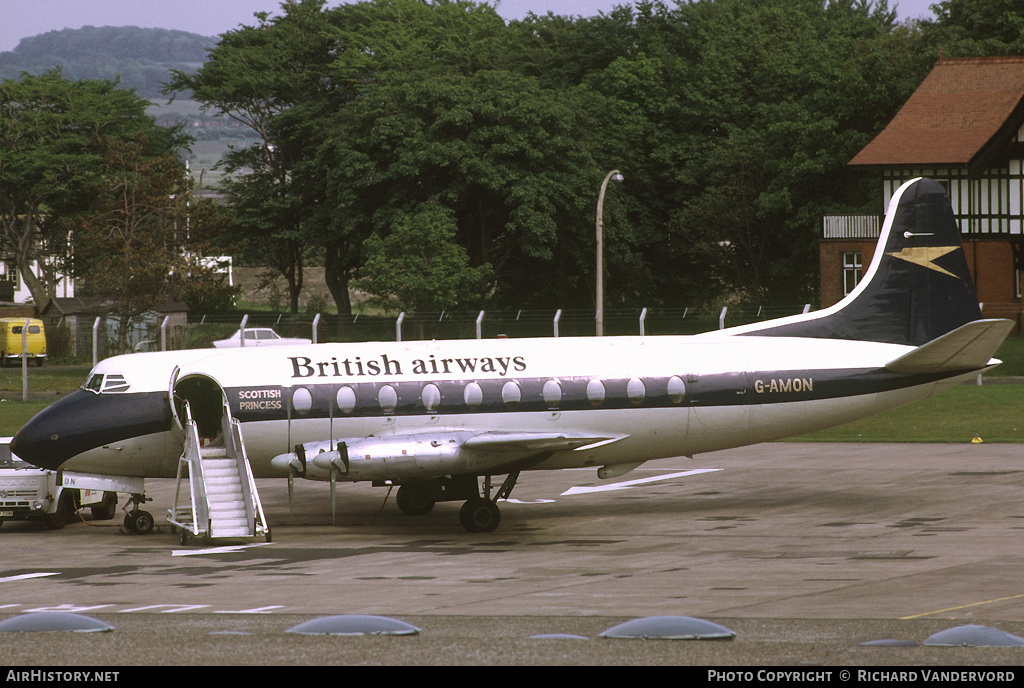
left=10, top=177, right=1015, bottom=535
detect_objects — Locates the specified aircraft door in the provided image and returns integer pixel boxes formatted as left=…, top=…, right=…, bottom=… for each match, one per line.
left=172, top=373, right=228, bottom=441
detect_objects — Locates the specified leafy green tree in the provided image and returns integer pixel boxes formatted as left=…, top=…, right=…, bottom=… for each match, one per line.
left=291, top=0, right=512, bottom=312
left=168, top=0, right=939, bottom=314
left=0, top=68, right=187, bottom=309
left=920, top=0, right=1024, bottom=56
left=166, top=0, right=349, bottom=313
left=655, top=0, right=927, bottom=305
left=67, top=136, right=231, bottom=352
left=353, top=202, right=492, bottom=314
left=315, top=66, right=607, bottom=308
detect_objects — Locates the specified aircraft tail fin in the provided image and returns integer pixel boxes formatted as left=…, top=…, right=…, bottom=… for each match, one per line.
left=725, top=177, right=998, bottom=346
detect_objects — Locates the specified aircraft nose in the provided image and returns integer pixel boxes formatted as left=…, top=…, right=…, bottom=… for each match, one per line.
left=11, top=389, right=172, bottom=470
left=11, top=392, right=93, bottom=469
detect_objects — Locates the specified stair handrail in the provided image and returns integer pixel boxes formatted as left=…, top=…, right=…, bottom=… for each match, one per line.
left=171, top=401, right=210, bottom=535
left=222, top=401, right=268, bottom=538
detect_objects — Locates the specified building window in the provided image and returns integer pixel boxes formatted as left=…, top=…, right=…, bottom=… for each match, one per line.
left=843, top=252, right=862, bottom=295
left=0, top=261, right=18, bottom=290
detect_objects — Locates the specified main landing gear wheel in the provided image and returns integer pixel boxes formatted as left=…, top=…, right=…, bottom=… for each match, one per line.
left=396, top=483, right=436, bottom=516
left=459, top=497, right=501, bottom=533
left=124, top=510, right=154, bottom=535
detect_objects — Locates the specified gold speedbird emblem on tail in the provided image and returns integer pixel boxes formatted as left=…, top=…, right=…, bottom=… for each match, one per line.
left=885, top=246, right=958, bottom=277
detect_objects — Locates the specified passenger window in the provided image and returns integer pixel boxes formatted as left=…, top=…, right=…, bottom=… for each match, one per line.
left=292, top=387, right=313, bottom=414
left=667, top=376, right=686, bottom=404
left=378, top=385, right=398, bottom=413
left=586, top=379, right=606, bottom=406
left=502, top=381, right=521, bottom=409
left=542, top=380, right=561, bottom=409
left=336, top=386, right=357, bottom=413
left=421, top=383, right=441, bottom=412
left=627, top=378, right=646, bottom=405
left=464, top=382, right=483, bottom=408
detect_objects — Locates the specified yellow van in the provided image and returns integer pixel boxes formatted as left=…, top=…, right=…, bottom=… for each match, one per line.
left=0, top=318, right=46, bottom=367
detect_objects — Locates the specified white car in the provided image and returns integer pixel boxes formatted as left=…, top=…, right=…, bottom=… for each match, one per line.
left=213, top=327, right=312, bottom=348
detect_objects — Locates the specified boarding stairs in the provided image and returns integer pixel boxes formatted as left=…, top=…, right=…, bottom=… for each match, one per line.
left=168, top=401, right=270, bottom=544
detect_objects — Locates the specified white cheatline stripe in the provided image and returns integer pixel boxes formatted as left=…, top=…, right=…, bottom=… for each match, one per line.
left=0, top=572, right=59, bottom=583
left=561, top=468, right=722, bottom=495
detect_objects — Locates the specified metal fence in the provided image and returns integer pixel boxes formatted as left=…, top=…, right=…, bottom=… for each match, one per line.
left=45, top=302, right=1024, bottom=365
left=45, top=305, right=816, bottom=364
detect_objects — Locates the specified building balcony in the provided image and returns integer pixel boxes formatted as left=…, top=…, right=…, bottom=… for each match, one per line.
left=823, top=215, right=880, bottom=240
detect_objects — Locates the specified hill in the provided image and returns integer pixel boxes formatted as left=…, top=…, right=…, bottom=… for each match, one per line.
left=0, top=26, right=258, bottom=177
left=0, top=26, right=217, bottom=98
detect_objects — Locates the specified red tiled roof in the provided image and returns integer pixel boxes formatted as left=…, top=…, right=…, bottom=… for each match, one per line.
left=849, top=56, right=1024, bottom=168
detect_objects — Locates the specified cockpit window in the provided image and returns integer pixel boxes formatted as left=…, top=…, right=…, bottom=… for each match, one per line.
left=82, top=373, right=131, bottom=394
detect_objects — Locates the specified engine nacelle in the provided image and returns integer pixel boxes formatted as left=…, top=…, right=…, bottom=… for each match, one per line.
left=272, top=433, right=489, bottom=482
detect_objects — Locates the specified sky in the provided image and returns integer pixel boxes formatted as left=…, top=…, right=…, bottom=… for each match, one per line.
left=0, top=0, right=940, bottom=54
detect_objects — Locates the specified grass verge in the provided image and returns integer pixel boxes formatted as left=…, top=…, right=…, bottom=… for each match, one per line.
left=0, top=400, right=57, bottom=437
left=0, top=366, right=91, bottom=395
left=789, top=384, right=1024, bottom=443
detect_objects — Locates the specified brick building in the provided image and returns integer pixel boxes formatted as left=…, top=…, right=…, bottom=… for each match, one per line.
left=822, top=56, right=1024, bottom=328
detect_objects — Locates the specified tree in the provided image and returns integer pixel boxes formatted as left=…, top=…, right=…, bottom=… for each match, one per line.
left=652, top=0, right=927, bottom=305
left=165, top=0, right=349, bottom=314
left=315, top=66, right=607, bottom=308
left=168, top=0, right=523, bottom=313
left=353, top=203, right=492, bottom=314
left=0, top=68, right=187, bottom=310
left=922, top=0, right=1024, bottom=56
left=296, top=0, right=510, bottom=312
left=167, top=0, right=935, bottom=313
left=67, top=136, right=230, bottom=353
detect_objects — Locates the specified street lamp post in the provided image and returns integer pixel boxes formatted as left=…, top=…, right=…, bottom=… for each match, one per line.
left=595, top=169, right=624, bottom=337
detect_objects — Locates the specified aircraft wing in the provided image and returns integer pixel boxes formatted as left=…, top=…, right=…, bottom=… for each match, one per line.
left=462, top=431, right=624, bottom=453
left=885, top=319, right=1015, bottom=374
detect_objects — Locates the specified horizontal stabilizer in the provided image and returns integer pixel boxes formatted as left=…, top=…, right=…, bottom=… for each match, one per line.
left=463, top=431, right=622, bottom=453
left=884, top=319, right=1014, bottom=374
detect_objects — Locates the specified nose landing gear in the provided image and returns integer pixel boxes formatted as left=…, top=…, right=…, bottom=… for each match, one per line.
left=123, top=492, right=154, bottom=535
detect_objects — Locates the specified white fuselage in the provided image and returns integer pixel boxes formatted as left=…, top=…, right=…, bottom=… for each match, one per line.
left=44, top=333, right=970, bottom=480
